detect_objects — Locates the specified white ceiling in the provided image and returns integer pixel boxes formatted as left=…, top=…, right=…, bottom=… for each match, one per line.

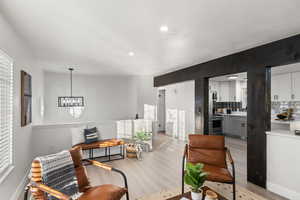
left=1, top=0, right=300, bottom=75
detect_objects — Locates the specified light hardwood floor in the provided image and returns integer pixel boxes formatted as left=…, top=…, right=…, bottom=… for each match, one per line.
left=87, top=134, right=287, bottom=200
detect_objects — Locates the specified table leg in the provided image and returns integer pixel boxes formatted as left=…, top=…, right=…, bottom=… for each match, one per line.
left=108, top=146, right=111, bottom=161
left=89, top=149, right=92, bottom=159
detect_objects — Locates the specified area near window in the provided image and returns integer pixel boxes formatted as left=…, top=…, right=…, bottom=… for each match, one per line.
left=0, top=49, right=13, bottom=181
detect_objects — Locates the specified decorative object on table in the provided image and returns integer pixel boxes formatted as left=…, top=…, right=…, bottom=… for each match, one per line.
left=84, top=127, right=99, bottom=144
left=135, top=113, right=139, bottom=119
left=126, top=143, right=143, bottom=160
left=58, top=68, right=85, bottom=118
left=205, top=190, right=218, bottom=200
left=182, top=135, right=236, bottom=200
left=134, top=131, right=152, bottom=152
left=21, top=70, right=32, bottom=126
left=184, top=162, right=208, bottom=200
left=276, top=108, right=294, bottom=121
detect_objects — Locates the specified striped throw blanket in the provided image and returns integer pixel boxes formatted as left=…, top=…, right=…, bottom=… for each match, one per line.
left=34, top=150, right=82, bottom=200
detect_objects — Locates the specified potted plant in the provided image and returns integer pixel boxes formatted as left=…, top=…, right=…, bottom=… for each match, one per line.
left=184, top=162, right=208, bottom=200
left=133, top=131, right=151, bottom=142
left=133, top=131, right=152, bottom=152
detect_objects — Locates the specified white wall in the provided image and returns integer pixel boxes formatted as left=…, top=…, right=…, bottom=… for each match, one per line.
left=134, top=76, right=158, bottom=118
left=162, top=81, right=195, bottom=139
left=0, top=13, right=44, bottom=200
left=43, top=72, right=138, bottom=123
left=267, top=133, right=300, bottom=200
left=32, top=121, right=118, bottom=159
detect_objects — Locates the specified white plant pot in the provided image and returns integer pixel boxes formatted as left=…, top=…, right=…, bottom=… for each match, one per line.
left=191, top=190, right=202, bottom=200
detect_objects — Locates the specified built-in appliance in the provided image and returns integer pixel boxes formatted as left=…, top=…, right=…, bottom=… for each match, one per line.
left=212, top=114, right=223, bottom=135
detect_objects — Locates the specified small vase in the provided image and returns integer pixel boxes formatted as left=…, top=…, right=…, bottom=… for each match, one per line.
left=191, top=190, right=202, bottom=200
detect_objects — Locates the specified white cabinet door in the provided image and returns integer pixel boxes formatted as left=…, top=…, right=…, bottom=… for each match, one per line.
left=228, top=81, right=236, bottom=101
left=271, top=75, right=280, bottom=101
left=271, top=73, right=292, bottom=101
left=292, top=72, right=300, bottom=101
left=219, top=82, right=229, bottom=102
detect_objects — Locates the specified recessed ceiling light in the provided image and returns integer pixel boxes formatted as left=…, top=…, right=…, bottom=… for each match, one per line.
left=228, top=76, right=238, bottom=80
left=128, top=52, right=135, bottom=56
left=160, top=25, right=168, bottom=32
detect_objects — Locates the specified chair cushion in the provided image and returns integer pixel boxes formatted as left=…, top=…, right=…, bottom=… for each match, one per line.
left=203, top=164, right=233, bottom=183
left=189, top=135, right=225, bottom=149
left=78, top=185, right=127, bottom=200
left=84, top=127, right=99, bottom=144
left=188, top=147, right=227, bottom=168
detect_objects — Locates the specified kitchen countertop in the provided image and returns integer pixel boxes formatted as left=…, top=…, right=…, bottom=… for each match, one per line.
left=271, top=119, right=292, bottom=124
left=266, top=129, right=300, bottom=140
left=220, top=112, right=247, bottom=117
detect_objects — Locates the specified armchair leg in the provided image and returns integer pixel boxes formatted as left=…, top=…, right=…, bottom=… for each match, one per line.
left=181, top=153, right=186, bottom=194
left=112, top=168, right=129, bottom=200
left=233, top=181, right=236, bottom=200
left=24, top=185, right=30, bottom=200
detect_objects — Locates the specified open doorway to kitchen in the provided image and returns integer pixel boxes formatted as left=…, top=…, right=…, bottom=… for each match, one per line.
left=208, top=72, right=248, bottom=185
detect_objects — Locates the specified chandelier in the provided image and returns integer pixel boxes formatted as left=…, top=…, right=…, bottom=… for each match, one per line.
left=58, top=68, right=84, bottom=107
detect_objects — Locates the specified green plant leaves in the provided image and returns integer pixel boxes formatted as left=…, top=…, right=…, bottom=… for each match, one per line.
left=184, top=162, right=208, bottom=192
left=133, top=131, right=151, bottom=141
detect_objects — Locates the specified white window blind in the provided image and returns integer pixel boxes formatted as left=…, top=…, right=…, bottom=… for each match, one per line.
left=0, top=50, right=13, bottom=174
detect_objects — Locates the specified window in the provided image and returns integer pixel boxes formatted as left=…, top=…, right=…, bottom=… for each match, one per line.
left=144, top=104, right=156, bottom=121
left=0, top=50, right=13, bottom=176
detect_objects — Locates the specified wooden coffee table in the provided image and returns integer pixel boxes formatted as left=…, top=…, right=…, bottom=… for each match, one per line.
left=166, top=186, right=228, bottom=200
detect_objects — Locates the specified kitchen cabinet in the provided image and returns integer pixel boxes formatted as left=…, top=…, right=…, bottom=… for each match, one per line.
left=218, top=81, right=230, bottom=102
left=222, top=115, right=247, bottom=139
left=271, top=73, right=292, bottom=101
left=292, top=72, right=300, bottom=101
left=228, top=81, right=236, bottom=101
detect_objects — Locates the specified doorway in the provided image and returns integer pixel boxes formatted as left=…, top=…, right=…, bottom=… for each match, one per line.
left=208, top=72, right=248, bottom=185
left=157, top=89, right=166, bottom=133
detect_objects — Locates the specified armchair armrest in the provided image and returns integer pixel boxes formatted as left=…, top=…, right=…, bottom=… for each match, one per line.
left=225, top=148, right=235, bottom=183
left=84, top=159, right=113, bottom=171
left=31, top=183, right=70, bottom=200
left=226, top=148, right=234, bottom=165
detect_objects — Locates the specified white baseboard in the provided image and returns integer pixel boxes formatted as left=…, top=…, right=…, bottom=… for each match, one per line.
left=10, top=170, right=29, bottom=200
left=267, top=181, right=300, bottom=200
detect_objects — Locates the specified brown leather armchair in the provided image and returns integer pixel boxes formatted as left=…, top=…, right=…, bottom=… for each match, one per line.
left=24, top=146, right=129, bottom=200
left=182, top=135, right=235, bottom=200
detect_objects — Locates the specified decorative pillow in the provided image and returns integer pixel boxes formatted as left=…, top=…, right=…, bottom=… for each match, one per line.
left=71, top=126, right=85, bottom=146
left=84, top=127, right=99, bottom=144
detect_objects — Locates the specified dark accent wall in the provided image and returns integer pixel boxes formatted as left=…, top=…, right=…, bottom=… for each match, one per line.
left=153, top=33, right=300, bottom=187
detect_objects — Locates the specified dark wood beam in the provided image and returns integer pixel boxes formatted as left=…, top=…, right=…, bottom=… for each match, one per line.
left=247, top=66, right=271, bottom=187
left=195, top=78, right=209, bottom=134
